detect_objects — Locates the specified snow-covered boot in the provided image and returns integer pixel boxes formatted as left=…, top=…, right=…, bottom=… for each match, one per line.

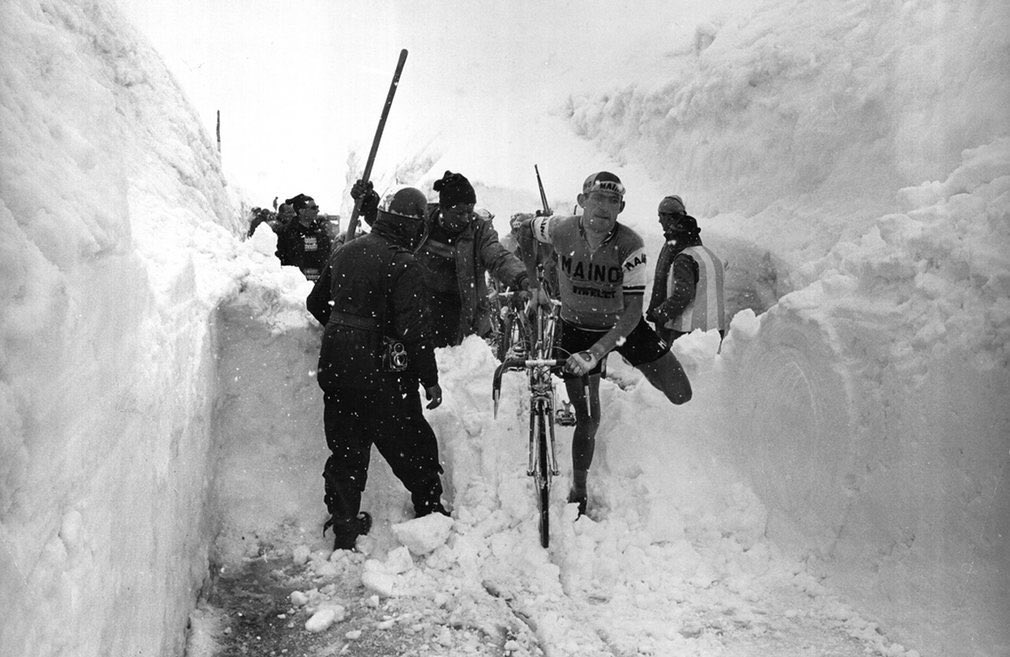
left=326, top=511, right=372, bottom=551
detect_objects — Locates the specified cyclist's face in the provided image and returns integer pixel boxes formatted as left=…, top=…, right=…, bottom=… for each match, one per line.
left=579, top=191, right=623, bottom=234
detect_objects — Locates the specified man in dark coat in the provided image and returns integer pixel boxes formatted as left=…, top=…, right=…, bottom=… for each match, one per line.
left=277, top=193, right=335, bottom=281
left=306, top=186, right=446, bottom=551
left=353, top=172, right=530, bottom=347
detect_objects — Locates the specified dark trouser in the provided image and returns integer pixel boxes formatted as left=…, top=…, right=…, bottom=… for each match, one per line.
left=322, top=385, right=444, bottom=529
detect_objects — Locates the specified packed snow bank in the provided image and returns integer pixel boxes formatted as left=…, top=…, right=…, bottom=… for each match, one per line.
left=209, top=251, right=329, bottom=565
left=555, top=2, right=1010, bottom=651
left=716, top=141, right=1010, bottom=653
left=571, top=0, right=1010, bottom=264
left=1, top=1, right=241, bottom=655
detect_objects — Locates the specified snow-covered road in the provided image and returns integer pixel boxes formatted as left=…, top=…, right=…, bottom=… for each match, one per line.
left=191, top=285, right=915, bottom=657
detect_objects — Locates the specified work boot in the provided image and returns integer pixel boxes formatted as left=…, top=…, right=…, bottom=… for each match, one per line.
left=326, top=512, right=372, bottom=551
left=415, top=501, right=449, bottom=518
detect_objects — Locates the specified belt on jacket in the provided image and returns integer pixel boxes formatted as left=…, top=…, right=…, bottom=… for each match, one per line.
left=329, top=311, right=381, bottom=331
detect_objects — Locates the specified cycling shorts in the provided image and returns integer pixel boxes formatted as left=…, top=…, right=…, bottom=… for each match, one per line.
left=556, top=318, right=669, bottom=379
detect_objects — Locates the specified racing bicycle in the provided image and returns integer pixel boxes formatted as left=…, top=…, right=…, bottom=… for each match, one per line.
left=492, top=293, right=568, bottom=548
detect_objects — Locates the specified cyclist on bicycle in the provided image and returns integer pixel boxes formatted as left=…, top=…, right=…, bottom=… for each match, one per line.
left=516, top=171, right=693, bottom=516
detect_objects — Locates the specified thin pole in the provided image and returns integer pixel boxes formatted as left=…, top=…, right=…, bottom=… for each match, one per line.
left=345, top=49, right=408, bottom=241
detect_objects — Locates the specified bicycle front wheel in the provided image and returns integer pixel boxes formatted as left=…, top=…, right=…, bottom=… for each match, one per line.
left=534, top=403, right=551, bottom=548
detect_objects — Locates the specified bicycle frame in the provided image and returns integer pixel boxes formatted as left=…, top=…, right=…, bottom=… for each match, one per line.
left=492, top=295, right=564, bottom=547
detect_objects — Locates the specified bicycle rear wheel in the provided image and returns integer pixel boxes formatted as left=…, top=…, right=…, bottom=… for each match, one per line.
left=534, top=404, right=551, bottom=548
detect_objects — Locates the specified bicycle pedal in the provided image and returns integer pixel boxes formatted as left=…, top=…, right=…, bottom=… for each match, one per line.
left=555, top=409, right=577, bottom=426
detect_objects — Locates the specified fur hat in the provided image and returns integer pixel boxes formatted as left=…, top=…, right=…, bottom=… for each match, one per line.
left=433, top=171, right=476, bottom=207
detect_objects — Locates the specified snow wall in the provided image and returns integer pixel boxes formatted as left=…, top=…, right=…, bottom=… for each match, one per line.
left=0, top=1, right=241, bottom=655
left=1, top=1, right=1008, bottom=656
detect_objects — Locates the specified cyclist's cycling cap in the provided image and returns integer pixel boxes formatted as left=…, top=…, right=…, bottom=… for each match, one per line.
left=582, top=171, right=625, bottom=197
left=378, top=186, right=428, bottom=221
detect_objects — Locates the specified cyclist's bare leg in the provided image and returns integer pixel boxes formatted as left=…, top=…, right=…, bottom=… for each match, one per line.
left=564, top=374, right=601, bottom=514
left=636, top=351, right=693, bottom=405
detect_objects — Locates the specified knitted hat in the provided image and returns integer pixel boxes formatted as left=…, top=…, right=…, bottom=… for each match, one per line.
left=582, top=171, right=625, bottom=197
left=433, top=171, right=476, bottom=207
left=286, top=193, right=316, bottom=212
left=658, top=195, right=686, bottom=215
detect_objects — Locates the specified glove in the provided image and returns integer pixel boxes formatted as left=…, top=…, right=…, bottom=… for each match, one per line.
left=648, top=304, right=672, bottom=326
left=350, top=179, right=373, bottom=201
left=424, top=384, right=443, bottom=410
left=351, top=179, right=379, bottom=222
left=565, top=350, right=599, bottom=376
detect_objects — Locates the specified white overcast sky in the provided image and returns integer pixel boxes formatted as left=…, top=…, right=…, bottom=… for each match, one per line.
left=114, top=0, right=759, bottom=212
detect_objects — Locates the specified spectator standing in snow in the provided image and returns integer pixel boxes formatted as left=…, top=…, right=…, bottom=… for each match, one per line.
left=306, top=186, right=447, bottom=551
left=353, top=171, right=531, bottom=347
left=276, top=193, right=335, bottom=281
left=246, top=206, right=274, bottom=237
left=646, top=195, right=726, bottom=344
left=517, top=172, right=692, bottom=516
left=275, top=201, right=296, bottom=230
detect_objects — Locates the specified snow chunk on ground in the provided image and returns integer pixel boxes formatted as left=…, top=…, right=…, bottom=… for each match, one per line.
left=390, top=513, right=454, bottom=555
left=304, top=603, right=346, bottom=633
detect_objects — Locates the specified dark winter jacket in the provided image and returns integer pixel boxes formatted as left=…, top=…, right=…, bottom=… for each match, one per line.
left=414, top=204, right=528, bottom=347
left=646, top=222, right=703, bottom=329
left=306, top=214, right=437, bottom=392
left=277, top=219, right=336, bottom=281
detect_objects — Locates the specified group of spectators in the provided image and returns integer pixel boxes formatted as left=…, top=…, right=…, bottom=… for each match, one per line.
left=248, top=193, right=336, bottom=282
left=290, top=169, right=725, bottom=551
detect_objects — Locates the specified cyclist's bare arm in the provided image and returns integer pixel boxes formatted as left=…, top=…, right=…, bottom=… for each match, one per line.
left=587, top=294, right=644, bottom=360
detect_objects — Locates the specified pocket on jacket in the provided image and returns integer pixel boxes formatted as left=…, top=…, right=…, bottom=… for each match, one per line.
left=317, top=325, right=383, bottom=391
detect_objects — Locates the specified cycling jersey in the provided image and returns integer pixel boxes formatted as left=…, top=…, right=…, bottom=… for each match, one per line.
left=531, top=214, right=647, bottom=330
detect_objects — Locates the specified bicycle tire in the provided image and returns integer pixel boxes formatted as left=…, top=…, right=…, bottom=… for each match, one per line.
left=495, top=314, right=512, bottom=362
left=534, top=403, right=551, bottom=548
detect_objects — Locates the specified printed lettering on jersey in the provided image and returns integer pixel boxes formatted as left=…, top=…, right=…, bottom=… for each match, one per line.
left=531, top=216, right=552, bottom=244
left=303, top=236, right=319, bottom=252
left=559, top=255, right=623, bottom=284
left=621, top=245, right=648, bottom=294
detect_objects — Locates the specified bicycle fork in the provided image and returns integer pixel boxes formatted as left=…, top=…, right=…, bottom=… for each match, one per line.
left=527, top=384, right=561, bottom=479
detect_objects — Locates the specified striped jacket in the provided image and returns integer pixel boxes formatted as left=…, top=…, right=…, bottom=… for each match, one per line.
left=647, top=231, right=726, bottom=338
